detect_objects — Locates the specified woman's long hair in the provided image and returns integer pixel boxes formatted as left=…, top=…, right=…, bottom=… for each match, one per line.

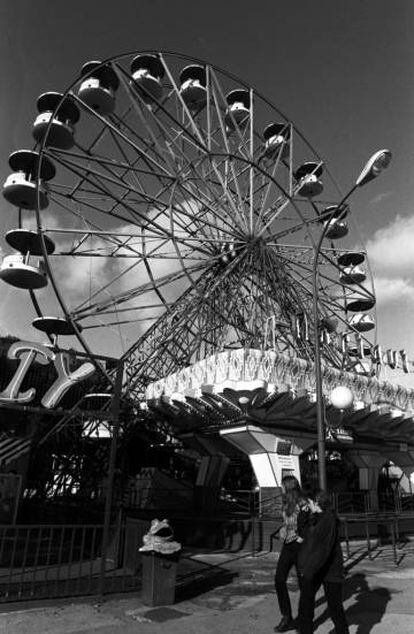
left=315, top=490, right=332, bottom=512
left=282, top=475, right=304, bottom=516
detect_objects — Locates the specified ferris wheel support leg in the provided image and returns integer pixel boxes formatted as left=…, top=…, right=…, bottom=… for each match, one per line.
left=99, top=359, right=124, bottom=598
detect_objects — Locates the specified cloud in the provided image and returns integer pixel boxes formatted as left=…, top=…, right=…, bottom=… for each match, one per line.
left=366, top=214, right=414, bottom=277
left=368, top=191, right=393, bottom=206
left=365, top=214, right=414, bottom=306
left=374, top=276, right=414, bottom=303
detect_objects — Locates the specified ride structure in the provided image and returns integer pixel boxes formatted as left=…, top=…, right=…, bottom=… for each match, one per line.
left=1, top=51, right=409, bottom=511
left=1, top=52, right=377, bottom=390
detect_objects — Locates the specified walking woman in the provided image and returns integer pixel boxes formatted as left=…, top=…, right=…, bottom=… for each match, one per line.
left=274, top=475, right=311, bottom=632
left=297, top=490, right=349, bottom=634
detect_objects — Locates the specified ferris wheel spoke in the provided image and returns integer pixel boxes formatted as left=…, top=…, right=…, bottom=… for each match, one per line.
left=72, top=261, right=205, bottom=321
left=115, top=60, right=208, bottom=159
left=97, top=130, right=162, bottom=199
left=193, top=154, right=247, bottom=223
left=255, top=154, right=290, bottom=232
left=113, top=67, right=181, bottom=176
left=211, top=158, right=250, bottom=232
left=263, top=211, right=319, bottom=244
left=72, top=92, right=175, bottom=181
left=159, top=53, right=208, bottom=147
left=166, top=182, right=219, bottom=265
left=49, top=160, right=219, bottom=254
left=173, top=178, right=243, bottom=242
left=108, top=111, right=177, bottom=178
left=48, top=152, right=165, bottom=228
left=209, top=68, right=251, bottom=160
left=48, top=149, right=166, bottom=207
left=48, top=190, right=159, bottom=244
left=207, top=85, right=251, bottom=222
left=59, top=102, right=141, bottom=199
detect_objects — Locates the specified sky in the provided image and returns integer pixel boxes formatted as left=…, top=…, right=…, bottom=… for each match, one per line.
left=0, top=0, right=414, bottom=384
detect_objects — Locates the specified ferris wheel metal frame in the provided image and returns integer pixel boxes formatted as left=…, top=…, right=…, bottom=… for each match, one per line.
left=1, top=50, right=377, bottom=406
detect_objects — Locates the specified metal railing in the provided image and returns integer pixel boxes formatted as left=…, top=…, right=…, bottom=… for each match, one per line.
left=0, top=523, right=139, bottom=602
left=0, top=524, right=102, bottom=602
left=122, top=486, right=414, bottom=518
left=331, top=491, right=371, bottom=514
left=123, top=485, right=194, bottom=511
left=331, top=491, right=414, bottom=516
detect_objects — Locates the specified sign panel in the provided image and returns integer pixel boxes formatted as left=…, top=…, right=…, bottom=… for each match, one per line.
left=0, top=340, right=96, bottom=409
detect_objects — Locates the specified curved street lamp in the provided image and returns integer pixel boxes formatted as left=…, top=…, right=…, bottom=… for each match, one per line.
left=313, top=149, right=392, bottom=491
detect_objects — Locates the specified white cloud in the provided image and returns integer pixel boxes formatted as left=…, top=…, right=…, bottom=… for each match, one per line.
left=374, top=276, right=414, bottom=304
left=363, top=214, right=414, bottom=306
left=366, top=214, right=414, bottom=278
left=368, top=191, right=393, bottom=206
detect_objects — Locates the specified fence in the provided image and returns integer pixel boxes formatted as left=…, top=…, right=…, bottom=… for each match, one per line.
left=0, top=523, right=140, bottom=603
left=2, top=488, right=414, bottom=603
left=123, top=487, right=282, bottom=518
left=122, top=485, right=414, bottom=518
left=331, top=491, right=371, bottom=514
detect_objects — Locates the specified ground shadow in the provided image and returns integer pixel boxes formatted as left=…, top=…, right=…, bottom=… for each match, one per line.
left=175, top=556, right=237, bottom=601
left=313, top=573, right=394, bottom=634
left=223, top=520, right=252, bottom=552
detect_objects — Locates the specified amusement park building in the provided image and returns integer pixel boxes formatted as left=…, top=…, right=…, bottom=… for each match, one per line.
left=145, top=347, right=414, bottom=511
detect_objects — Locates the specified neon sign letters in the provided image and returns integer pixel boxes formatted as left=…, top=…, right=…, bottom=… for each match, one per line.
left=0, top=340, right=95, bottom=409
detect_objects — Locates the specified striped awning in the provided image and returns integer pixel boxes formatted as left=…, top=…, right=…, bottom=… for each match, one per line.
left=0, top=433, right=32, bottom=466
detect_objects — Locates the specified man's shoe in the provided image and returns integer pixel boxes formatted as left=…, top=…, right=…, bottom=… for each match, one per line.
left=274, top=616, right=295, bottom=632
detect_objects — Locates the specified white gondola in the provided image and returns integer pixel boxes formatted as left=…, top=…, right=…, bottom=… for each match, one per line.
left=319, top=204, right=348, bottom=239
left=339, top=265, right=366, bottom=285
left=33, top=92, right=80, bottom=149
left=32, top=316, right=82, bottom=336
left=5, top=228, right=55, bottom=256
left=0, top=254, right=47, bottom=289
left=225, top=89, right=250, bottom=130
left=346, top=295, right=375, bottom=312
left=263, top=123, right=290, bottom=159
left=78, top=61, right=119, bottom=115
left=347, top=344, right=372, bottom=357
left=295, top=162, right=323, bottom=197
left=348, top=313, right=375, bottom=332
left=179, top=64, right=207, bottom=109
left=130, top=54, right=164, bottom=103
left=0, top=229, right=55, bottom=290
left=338, top=251, right=365, bottom=267
left=325, top=219, right=348, bottom=239
left=2, top=150, right=55, bottom=210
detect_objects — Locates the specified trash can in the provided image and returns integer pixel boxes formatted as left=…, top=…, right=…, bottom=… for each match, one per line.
left=141, top=549, right=180, bottom=606
left=139, top=518, right=182, bottom=606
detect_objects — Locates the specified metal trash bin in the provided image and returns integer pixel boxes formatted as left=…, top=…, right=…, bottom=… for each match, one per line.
left=139, top=518, right=182, bottom=606
left=141, top=549, right=180, bottom=606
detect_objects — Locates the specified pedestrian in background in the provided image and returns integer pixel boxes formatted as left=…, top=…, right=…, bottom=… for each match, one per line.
left=297, top=489, right=349, bottom=634
left=274, top=475, right=311, bottom=632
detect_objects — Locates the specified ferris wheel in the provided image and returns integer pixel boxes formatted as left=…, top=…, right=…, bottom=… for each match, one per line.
left=0, top=51, right=377, bottom=400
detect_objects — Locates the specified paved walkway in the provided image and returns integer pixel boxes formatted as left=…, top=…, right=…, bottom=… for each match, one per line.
left=1, top=541, right=414, bottom=633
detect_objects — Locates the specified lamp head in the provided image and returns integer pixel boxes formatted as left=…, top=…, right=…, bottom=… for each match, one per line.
left=355, top=149, right=392, bottom=187
left=330, top=386, right=354, bottom=410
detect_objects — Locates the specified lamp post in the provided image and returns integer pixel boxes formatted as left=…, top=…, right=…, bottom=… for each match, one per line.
left=312, top=149, right=392, bottom=491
